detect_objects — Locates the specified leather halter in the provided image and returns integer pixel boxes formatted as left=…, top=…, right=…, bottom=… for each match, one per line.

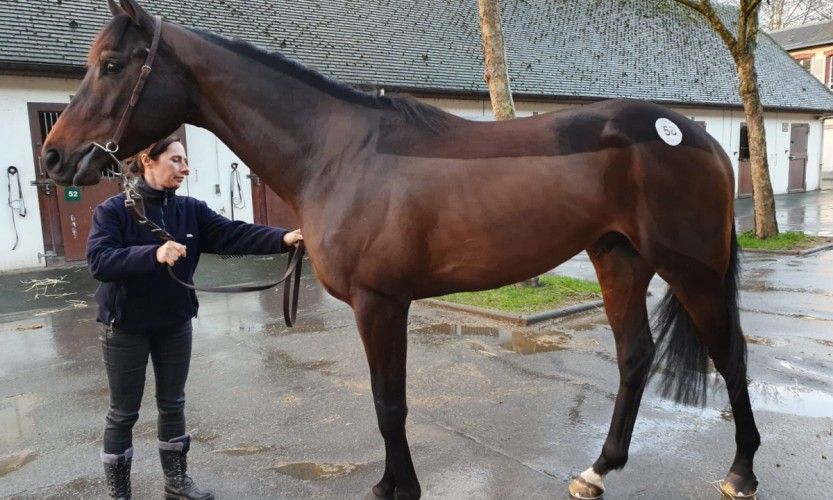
left=95, top=14, right=163, bottom=155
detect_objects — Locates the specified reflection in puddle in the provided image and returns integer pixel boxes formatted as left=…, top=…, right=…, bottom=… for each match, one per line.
left=0, top=449, right=37, bottom=477
left=411, top=323, right=570, bottom=355
left=0, top=394, right=40, bottom=444
left=498, top=330, right=568, bottom=354
left=411, top=324, right=500, bottom=337
left=270, top=462, right=357, bottom=480
left=749, top=383, right=833, bottom=418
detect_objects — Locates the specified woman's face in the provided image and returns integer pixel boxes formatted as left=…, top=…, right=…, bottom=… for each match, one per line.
left=142, top=141, right=190, bottom=190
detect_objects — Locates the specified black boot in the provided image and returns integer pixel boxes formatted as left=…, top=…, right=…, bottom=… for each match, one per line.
left=159, top=433, right=214, bottom=500
left=101, top=447, right=132, bottom=499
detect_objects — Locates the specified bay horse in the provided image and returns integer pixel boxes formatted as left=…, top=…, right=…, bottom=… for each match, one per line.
left=42, top=1, right=759, bottom=498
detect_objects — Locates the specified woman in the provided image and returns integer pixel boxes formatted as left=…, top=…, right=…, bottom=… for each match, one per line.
left=87, top=135, right=301, bottom=499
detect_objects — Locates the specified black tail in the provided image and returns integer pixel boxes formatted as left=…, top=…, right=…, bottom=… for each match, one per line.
left=652, top=225, right=746, bottom=406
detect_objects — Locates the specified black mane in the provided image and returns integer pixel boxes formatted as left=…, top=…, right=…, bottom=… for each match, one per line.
left=192, top=28, right=449, bottom=133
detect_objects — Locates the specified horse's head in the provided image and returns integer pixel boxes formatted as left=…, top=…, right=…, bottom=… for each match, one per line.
left=42, top=0, right=191, bottom=186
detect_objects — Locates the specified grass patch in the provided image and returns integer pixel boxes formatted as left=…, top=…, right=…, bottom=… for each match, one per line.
left=438, top=275, right=601, bottom=314
left=737, top=230, right=829, bottom=251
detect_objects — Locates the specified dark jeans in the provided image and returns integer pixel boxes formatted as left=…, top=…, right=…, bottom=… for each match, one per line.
left=101, top=320, right=192, bottom=455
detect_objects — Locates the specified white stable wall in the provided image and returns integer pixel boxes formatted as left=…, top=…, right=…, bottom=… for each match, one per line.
left=178, top=125, right=255, bottom=223
left=0, top=76, right=77, bottom=270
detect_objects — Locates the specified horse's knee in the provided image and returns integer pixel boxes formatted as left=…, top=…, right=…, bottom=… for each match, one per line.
left=619, top=339, right=655, bottom=389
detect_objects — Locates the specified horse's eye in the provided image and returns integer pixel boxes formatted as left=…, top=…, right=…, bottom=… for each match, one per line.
left=103, top=61, right=122, bottom=75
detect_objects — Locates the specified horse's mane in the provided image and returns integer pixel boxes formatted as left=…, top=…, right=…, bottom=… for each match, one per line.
left=192, top=28, right=449, bottom=134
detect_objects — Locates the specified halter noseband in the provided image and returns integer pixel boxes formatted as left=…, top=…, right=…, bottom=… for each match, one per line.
left=95, top=14, right=163, bottom=155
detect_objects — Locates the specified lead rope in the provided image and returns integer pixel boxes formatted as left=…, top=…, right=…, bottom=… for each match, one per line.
left=7, top=166, right=27, bottom=250
left=123, top=185, right=304, bottom=326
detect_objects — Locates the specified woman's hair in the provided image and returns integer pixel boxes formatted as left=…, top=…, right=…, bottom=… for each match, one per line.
left=127, top=135, right=181, bottom=176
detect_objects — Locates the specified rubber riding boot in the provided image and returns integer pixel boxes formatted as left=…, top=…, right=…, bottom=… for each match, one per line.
left=101, top=447, right=132, bottom=499
left=158, top=433, right=215, bottom=500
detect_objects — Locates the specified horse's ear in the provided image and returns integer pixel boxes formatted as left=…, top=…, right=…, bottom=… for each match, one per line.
left=118, top=0, right=153, bottom=28
left=107, top=0, right=124, bottom=16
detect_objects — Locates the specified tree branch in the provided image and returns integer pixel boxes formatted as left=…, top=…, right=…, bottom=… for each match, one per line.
left=696, top=0, right=739, bottom=54
left=670, top=0, right=705, bottom=13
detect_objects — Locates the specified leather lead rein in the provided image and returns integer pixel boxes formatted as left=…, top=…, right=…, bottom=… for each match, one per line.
left=124, top=185, right=305, bottom=327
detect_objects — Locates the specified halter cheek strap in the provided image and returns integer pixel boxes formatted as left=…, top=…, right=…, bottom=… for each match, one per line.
left=100, top=14, right=163, bottom=154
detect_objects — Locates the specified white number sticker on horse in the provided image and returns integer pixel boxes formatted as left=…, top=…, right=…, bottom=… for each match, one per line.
left=655, top=118, right=682, bottom=146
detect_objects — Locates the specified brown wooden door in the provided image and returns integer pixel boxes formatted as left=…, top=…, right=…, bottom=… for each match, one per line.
left=250, top=174, right=299, bottom=229
left=56, top=179, right=123, bottom=260
left=27, top=103, right=122, bottom=263
left=788, top=123, right=809, bottom=193
left=737, top=124, right=753, bottom=198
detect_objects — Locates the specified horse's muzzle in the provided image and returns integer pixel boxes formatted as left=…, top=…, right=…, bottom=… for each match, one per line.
left=72, top=144, right=109, bottom=186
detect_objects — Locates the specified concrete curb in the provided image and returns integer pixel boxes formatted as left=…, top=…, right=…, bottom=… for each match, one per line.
left=741, top=240, right=833, bottom=256
left=417, top=298, right=605, bottom=326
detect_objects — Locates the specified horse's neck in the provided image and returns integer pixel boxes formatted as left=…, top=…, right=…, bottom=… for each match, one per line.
left=173, top=26, right=364, bottom=210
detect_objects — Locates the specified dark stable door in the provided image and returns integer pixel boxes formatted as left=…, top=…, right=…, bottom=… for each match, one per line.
left=737, top=124, right=752, bottom=198
left=250, top=173, right=299, bottom=229
left=788, top=123, right=809, bottom=193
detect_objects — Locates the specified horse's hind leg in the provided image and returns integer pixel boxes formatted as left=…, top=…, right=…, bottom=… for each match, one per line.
left=569, top=234, right=655, bottom=499
left=662, top=267, right=760, bottom=498
left=351, top=289, right=420, bottom=499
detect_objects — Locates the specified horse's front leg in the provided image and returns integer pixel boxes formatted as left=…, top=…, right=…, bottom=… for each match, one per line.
left=352, top=289, right=420, bottom=499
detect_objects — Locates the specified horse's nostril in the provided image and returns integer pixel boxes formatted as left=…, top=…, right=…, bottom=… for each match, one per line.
left=43, top=149, right=61, bottom=170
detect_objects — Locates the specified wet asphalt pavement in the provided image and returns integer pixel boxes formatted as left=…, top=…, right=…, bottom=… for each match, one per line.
left=1, top=187, right=832, bottom=499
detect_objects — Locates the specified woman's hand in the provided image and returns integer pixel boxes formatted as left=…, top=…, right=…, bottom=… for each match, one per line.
left=283, top=228, right=303, bottom=247
left=156, top=241, right=187, bottom=266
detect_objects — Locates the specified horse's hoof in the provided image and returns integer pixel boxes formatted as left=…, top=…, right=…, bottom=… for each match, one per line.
left=568, top=475, right=604, bottom=499
left=719, top=471, right=758, bottom=498
left=366, top=485, right=394, bottom=500
left=365, top=488, right=392, bottom=500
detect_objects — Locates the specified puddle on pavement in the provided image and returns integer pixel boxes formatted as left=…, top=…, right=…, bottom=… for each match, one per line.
left=0, top=449, right=37, bottom=477
left=263, top=349, right=337, bottom=374
left=745, top=335, right=776, bottom=347
left=749, top=383, right=833, bottom=418
left=814, top=339, right=833, bottom=348
left=269, top=461, right=357, bottom=480
left=498, top=330, right=569, bottom=354
left=213, top=443, right=275, bottom=455
left=410, top=323, right=570, bottom=354
left=0, top=394, right=40, bottom=444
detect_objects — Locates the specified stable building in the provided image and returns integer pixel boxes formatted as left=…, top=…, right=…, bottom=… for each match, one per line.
left=769, top=19, right=833, bottom=179
left=2, top=0, right=833, bottom=271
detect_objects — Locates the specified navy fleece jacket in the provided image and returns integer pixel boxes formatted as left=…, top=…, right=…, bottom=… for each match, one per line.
left=87, top=186, right=289, bottom=330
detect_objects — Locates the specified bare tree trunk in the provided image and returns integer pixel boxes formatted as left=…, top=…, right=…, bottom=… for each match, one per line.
left=478, top=0, right=516, bottom=121
left=736, top=53, right=779, bottom=237
left=672, top=0, right=779, bottom=238
left=478, top=0, right=541, bottom=287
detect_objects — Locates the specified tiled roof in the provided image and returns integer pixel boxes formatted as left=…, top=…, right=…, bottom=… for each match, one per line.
left=2, top=0, right=833, bottom=112
left=769, top=19, right=833, bottom=50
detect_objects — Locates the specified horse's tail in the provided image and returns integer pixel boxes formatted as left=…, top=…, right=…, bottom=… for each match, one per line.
left=652, top=225, right=745, bottom=406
